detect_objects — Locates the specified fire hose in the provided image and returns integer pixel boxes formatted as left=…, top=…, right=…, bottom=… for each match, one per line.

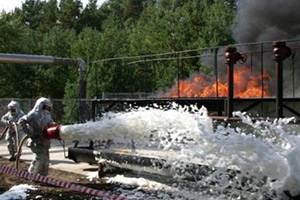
left=15, top=134, right=28, bottom=169
left=15, top=135, right=66, bottom=170
left=1, top=123, right=21, bottom=145
left=0, top=126, right=9, bottom=141
left=15, top=123, right=66, bottom=170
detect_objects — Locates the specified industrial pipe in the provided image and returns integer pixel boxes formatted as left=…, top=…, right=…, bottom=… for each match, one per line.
left=272, top=41, right=292, bottom=118
left=0, top=53, right=87, bottom=122
left=224, top=46, right=246, bottom=118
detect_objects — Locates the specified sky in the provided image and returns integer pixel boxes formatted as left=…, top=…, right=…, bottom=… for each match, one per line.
left=0, top=0, right=106, bottom=13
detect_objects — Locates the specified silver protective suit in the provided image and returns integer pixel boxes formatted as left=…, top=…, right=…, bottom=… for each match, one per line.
left=18, top=97, right=54, bottom=176
left=1, top=100, right=25, bottom=159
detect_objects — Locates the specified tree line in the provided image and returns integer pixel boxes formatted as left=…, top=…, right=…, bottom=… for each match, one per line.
left=0, top=0, right=237, bottom=122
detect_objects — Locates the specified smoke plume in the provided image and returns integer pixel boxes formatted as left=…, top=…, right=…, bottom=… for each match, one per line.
left=233, top=0, right=300, bottom=43
left=232, top=0, right=300, bottom=97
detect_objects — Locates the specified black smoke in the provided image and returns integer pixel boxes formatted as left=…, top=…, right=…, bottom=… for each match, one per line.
left=233, top=0, right=300, bottom=43
left=231, top=0, right=300, bottom=97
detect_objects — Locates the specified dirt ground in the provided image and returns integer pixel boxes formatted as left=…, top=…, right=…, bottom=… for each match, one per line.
left=0, top=156, right=122, bottom=200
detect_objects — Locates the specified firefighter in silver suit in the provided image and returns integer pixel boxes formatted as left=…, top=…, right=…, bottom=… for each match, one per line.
left=1, top=100, right=25, bottom=161
left=18, top=97, right=54, bottom=176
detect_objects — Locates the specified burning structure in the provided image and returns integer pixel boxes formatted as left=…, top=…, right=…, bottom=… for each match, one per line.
left=90, top=0, right=300, bottom=120
left=92, top=39, right=300, bottom=121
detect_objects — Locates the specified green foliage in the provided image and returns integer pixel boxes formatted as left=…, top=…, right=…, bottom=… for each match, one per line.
left=62, top=80, right=80, bottom=123
left=201, top=0, right=236, bottom=46
left=0, top=64, right=37, bottom=98
left=43, top=26, right=76, bottom=56
left=38, top=0, right=60, bottom=33
left=36, top=27, right=77, bottom=98
left=0, top=12, right=37, bottom=53
left=21, top=0, right=46, bottom=29
left=0, top=0, right=237, bottom=121
left=71, top=27, right=104, bottom=98
left=78, top=0, right=104, bottom=31
left=58, top=0, right=82, bottom=31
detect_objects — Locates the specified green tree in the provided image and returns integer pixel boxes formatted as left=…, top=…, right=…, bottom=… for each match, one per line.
left=201, top=0, right=235, bottom=47
left=0, top=12, right=41, bottom=98
left=62, top=80, right=80, bottom=123
left=0, top=12, right=36, bottom=53
left=34, top=26, right=77, bottom=98
left=20, top=0, right=46, bottom=29
left=58, top=0, right=82, bottom=31
left=78, top=0, right=104, bottom=31
left=0, top=0, right=238, bottom=103
left=71, top=27, right=102, bottom=98
left=39, top=0, right=60, bottom=33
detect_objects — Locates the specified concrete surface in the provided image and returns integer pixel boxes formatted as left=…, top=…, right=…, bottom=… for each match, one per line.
left=0, top=138, right=98, bottom=176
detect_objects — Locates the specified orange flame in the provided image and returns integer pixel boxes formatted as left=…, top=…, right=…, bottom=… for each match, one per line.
left=165, top=66, right=271, bottom=98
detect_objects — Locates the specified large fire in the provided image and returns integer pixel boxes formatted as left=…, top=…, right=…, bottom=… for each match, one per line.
left=165, top=66, right=272, bottom=98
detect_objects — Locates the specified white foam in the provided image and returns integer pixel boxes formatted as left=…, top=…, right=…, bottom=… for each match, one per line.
left=60, top=103, right=300, bottom=198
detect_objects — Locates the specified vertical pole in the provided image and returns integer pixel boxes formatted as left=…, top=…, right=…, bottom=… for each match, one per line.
left=77, top=59, right=87, bottom=123
left=227, top=60, right=234, bottom=118
left=177, top=53, right=180, bottom=98
left=292, top=57, right=295, bottom=97
left=275, top=59, right=283, bottom=118
left=214, top=47, right=219, bottom=97
left=260, top=43, right=264, bottom=116
left=272, top=41, right=292, bottom=119
left=260, top=43, right=264, bottom=98
left=91, top=100, right=96, bottom=122
left=225, top=47, right=236, bottom=118
left=225, top=46, right=245, bottom=118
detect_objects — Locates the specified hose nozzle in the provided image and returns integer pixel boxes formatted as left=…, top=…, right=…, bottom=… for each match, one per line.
left=44, top=123, right=61, bottom=139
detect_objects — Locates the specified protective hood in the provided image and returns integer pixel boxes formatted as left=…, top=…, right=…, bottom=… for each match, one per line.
left=33, top=97, right=52, bottom=112
left=7, top=100, right=21, bottom=114
left=18, top=97, right=53, bottom=137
